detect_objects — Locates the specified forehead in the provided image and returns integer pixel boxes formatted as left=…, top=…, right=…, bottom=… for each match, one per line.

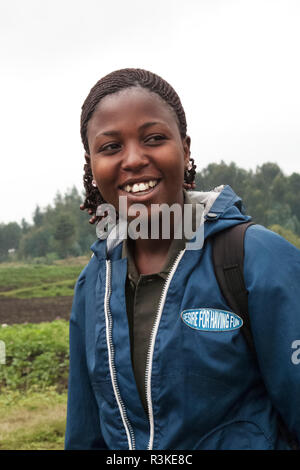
left=87, top=87, right=180, bottom=136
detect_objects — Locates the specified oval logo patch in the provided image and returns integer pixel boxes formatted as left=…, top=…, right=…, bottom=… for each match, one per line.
left=181, top=308, right=243, bottom=331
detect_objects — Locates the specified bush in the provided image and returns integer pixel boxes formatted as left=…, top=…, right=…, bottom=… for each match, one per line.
left=0, top=320, right=69, bottom=392
left=268, top=224, right=300, bottom=250
left=45, top=252, right=60, bottom=265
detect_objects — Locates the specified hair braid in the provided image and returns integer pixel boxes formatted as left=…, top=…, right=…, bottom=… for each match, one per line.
left=79, top=68, right=196, bottom=222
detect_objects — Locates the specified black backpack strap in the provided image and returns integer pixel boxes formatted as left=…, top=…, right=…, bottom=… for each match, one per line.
left=212, top=221, right=256, bottom=353
left=212, top=221, right=300, bottom=450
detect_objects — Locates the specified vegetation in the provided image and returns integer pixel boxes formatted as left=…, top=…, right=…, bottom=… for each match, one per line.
left=0, top=321, right=69, bottom=450
left=0, top=187, right=96, bottom=262
left=0, top=320, right=69, bottom=391
left=0, top=261, right=87, bottom=298
left=195, top=161, right=300, bottom=238
left=0, top=388, right=67, bottom=450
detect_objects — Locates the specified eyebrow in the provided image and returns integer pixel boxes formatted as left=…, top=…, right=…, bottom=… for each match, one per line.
left=96, top=121, right=165, bottom=137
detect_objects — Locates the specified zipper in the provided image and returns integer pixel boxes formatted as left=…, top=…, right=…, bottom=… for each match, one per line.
left=145, top=249, right=186, bottom=450
left=104, top=260, right=136, bottom=450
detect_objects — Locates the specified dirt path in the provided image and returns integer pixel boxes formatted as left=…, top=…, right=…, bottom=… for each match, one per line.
left=0, top=296, right=73, bottom=325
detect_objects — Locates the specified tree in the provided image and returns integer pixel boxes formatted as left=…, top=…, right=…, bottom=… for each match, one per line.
left=21, top=218, right=30, bottom=234
left=284, top=173, right=300, bottom=222
left=0, top=222, right=22, bottom=261
left=33, top=205, right=44, bottom=226
left=54, top=214, right=76, bottom=258
left=255, top=163, right=283, bottom=188
left=19, top=226, right=52, bottom=258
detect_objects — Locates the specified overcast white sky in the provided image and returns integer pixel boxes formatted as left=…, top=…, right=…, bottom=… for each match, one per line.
left=1, top=0, right=299, bottom=224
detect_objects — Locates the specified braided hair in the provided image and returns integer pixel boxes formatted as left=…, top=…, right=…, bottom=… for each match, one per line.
left=80, top=68, right=197, bottom=223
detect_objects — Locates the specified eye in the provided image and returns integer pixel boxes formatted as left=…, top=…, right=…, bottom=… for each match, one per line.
left=144, top=134, right=166, bottom=145
left=98, top=142, right=121, bottom=153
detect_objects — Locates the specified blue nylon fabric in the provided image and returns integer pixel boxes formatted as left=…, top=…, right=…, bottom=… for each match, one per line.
left=244, top=224, right=300, bottom=441
left=65, top=185, right=300, bottom=450
left=109, top=258, right=150, bottom=449
left=64, top=263, right=108, bottom=450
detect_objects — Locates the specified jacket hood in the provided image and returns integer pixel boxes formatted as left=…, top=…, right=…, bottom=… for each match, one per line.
left=90, top=185, right=251, bottom=261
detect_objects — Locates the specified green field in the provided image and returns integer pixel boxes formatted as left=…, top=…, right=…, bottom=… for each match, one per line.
left=0, top=257, right=89, bottom=298
left=0, top=388, right=67, bottom=450
left=0, top=320, right=69, bottom=450
left=0, top=260, right=83, bottom=450
left=0, top=320, right=69, bottom=390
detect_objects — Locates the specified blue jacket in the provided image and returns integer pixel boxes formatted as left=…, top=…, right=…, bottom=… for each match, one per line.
left=64, top=186, right=300, bottom=450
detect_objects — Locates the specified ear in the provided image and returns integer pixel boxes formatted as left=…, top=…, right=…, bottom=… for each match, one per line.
left=85, top=153, right=97, bottom=184
left=84, top=152, right=91, bottom=165
left=182, top=136, right=191, bottom=167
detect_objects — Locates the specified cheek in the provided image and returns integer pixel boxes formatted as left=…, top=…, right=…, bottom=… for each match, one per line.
left=92, top=159, right=112, bottom=183
left=162, top=148, right=185, bottom=180
left=90, top=160, right=116, bottom=200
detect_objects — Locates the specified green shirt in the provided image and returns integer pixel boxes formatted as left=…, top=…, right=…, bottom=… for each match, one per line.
left=121, top=190, right=197, bottom=413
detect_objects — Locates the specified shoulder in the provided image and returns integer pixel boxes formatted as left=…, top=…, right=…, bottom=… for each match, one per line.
left=71, top=254, right=100, bottom=323
left=245, top=224, right=300, bottom=258
left=244, top=224, right=300, bottom=287
left=76, top=253, right=101, bottom=286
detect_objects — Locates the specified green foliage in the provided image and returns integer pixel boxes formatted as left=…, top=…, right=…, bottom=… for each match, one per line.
left=1, top=279, right=76, bottom=299
left=0, top=388, right=67, bottom=450
left=1, top=186, right=96, bottom=261
left=33, top=206, right=44, bottom=227
left=0, top=263, right=85, bottom=294
left=0, top=222, right=22, bottom=261
left=19, top=226, right=53, bottom=258
left=0, top=320, right=69, bottom=391
left=0, top=418, right=66, bottom=450
left=53, top=214, right=77, bottom=258
left=195, top=161, right=300, bottom=241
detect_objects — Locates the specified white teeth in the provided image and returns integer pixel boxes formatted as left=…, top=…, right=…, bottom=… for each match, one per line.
left=122, top=179, right=158, bottom=193
left=132, top=184, right=140, bottom=193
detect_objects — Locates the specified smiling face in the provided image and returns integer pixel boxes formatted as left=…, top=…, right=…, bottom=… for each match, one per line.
left=86, top=87, right=190, bottom=218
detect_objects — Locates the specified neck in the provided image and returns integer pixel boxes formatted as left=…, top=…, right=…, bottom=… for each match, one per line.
left=128, top=237, right=173, bottom=276
left=126, top=192, right=185, bottom=274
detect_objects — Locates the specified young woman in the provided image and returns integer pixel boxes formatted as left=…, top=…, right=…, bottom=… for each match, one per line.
left=65, top=68, right=300, bottom=450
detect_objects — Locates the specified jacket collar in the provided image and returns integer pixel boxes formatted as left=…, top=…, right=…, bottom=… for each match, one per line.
left=90, top=185, right=251, bottom=261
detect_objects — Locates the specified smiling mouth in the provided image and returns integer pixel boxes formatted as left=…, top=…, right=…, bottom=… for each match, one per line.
left=120, top=179, right=160, bottom=195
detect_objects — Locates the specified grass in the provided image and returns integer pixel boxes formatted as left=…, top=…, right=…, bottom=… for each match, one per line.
left=0, top=320, right=69, bottom=391
left=0, top=259, right=88, bottom=449
left=0, top=388, right=67, bottom=450
left=1, top=279, right=76, bottom=298
left=0, top=320, right=69, bottom=450
left=0, top=258, right=89, bottom=298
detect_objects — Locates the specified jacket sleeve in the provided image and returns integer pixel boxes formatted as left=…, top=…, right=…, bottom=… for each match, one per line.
left=244, top=225, right=300, bottom=444
left=64, top=270, right=108, bottom=450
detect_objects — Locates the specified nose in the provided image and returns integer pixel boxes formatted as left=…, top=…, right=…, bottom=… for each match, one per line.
left=121, top=142, right=149, bottom=172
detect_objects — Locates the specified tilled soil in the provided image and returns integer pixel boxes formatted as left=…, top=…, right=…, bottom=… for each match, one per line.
left=0, top=296, right=74, bottom=325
